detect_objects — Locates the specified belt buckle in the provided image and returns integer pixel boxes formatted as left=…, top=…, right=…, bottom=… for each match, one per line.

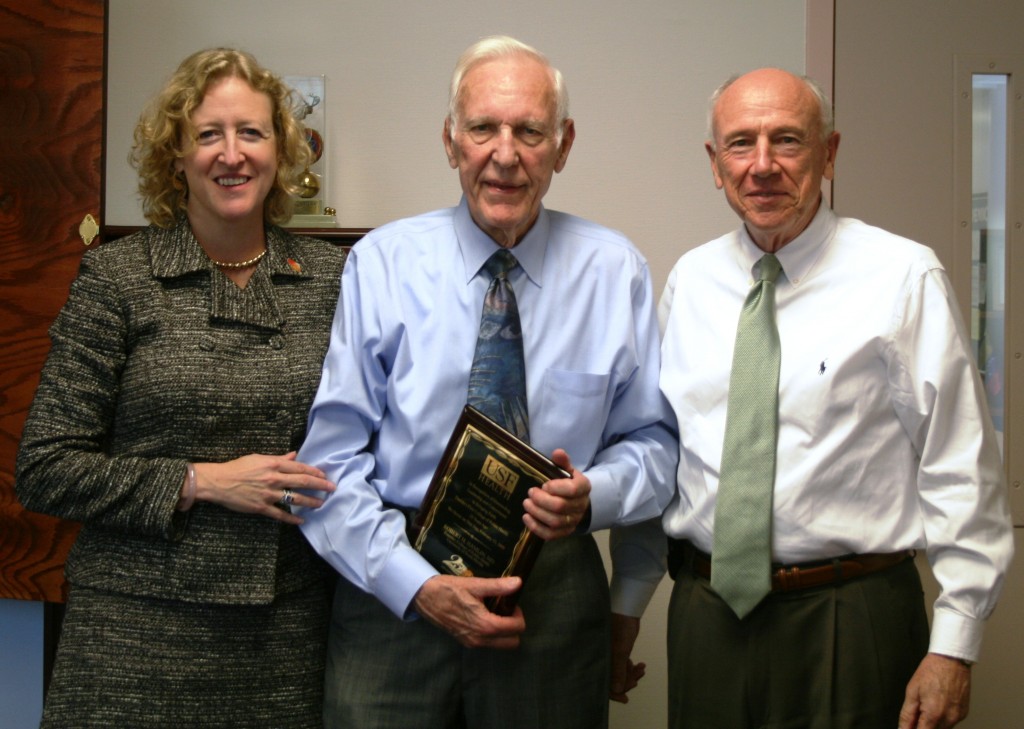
left=773, top=564, right=802, bottom=591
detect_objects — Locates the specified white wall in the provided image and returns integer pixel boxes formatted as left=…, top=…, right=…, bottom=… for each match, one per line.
left=26, top=3, right=808, bottom=729
left=105, top=0, right=806, bottom=296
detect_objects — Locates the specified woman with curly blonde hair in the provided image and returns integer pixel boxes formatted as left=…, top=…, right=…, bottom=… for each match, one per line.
left=17, top=48, right=346, bottom=727
left=132, top=47, right=312, bottom=229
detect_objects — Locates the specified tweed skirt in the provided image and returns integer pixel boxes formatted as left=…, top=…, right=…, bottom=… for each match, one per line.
left=41, top=580, right=329, bottom=728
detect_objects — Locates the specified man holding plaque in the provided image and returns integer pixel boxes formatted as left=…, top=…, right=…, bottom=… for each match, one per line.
left=298, top=35, right=676, bottom=729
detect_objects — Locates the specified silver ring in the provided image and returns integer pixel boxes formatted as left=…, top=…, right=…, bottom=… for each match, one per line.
left=280, top=488, right=295, bottom=506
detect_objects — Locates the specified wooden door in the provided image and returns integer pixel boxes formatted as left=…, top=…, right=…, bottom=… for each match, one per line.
left=0, top=0, right=105, bottom=603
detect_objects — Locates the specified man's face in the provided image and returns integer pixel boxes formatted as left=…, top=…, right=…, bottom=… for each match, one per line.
left=706, top=69, right=840, bottom=252
left=443, top=56, right=574, bottom=248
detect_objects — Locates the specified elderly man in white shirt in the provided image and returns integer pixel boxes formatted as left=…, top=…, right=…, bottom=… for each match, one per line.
left=610, top=68, right=1013, bottom=729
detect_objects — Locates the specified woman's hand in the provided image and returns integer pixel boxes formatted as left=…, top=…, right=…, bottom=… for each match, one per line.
left=189, top=452, right=335, bottom=525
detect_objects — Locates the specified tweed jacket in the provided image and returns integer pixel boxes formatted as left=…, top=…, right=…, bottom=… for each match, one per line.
left=16, top=219, right=346, bottom=605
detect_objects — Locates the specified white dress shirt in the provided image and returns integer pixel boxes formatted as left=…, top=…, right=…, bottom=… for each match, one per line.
left=634, top=204, right=1013, bottom=661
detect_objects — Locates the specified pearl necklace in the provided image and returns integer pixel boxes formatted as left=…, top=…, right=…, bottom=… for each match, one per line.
left=209, top=249, right=267, bottom=269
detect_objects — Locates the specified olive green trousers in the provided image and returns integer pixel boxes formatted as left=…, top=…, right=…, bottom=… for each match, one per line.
left=668, top=556, right=929, bottom=729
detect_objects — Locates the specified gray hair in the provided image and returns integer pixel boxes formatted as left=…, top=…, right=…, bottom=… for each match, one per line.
left=447, top=35, right=570, bottom=144
left=706, top=70, right=834, bottom=149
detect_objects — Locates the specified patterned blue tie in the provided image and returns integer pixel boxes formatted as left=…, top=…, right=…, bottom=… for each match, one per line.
left=711, top=253, right=783, bottom=619
left=467, top=249, right=530, bottom=441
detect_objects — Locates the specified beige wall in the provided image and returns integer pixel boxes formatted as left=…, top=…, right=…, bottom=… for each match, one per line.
left=105, top=0, right=807, bottom=296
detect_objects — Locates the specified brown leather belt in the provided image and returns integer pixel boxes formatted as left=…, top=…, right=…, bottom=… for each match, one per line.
left=687, top=546, right=914, bottom=593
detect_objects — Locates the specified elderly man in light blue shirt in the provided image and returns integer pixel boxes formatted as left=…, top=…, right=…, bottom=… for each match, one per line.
left=298, top=36, right=676, bottom=729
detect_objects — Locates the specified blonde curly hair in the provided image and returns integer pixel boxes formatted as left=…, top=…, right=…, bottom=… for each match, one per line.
left=130, top=48, right=312, bottom=227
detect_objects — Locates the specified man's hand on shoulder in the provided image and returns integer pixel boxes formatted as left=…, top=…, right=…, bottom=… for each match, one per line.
left=523, top=448, right=591, bottom=540
left=899, top=652, right=971, bottom=729
left=413, top=574, right=526, bottom=649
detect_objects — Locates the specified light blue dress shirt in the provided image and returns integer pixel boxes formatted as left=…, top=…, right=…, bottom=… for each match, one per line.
left=299, top=199, right=677, bottom=618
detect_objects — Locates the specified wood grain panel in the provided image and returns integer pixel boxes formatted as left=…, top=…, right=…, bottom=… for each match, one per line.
left=0, top=0, right=105, bottom=602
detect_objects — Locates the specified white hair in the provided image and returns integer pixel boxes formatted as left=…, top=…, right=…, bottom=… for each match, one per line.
left=706, top=70, right=834, bottom=149
left=447, top=35, right=570, bottom=144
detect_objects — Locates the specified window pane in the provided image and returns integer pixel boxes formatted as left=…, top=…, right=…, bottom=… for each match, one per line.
left=971, top=73, right=1007, bottom=453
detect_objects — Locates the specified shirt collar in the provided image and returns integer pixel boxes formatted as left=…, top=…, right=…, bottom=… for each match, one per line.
left=736, top=200, right=837, bottom=287
left=149, top=217, right=208, bottom=278
left=455, top=196, right=548, bottom=286
left=149, top=216, right=312, bottom=281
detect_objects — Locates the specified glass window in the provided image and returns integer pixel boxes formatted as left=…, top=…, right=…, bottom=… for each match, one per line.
left=971, top=73, right=1007, bottom=452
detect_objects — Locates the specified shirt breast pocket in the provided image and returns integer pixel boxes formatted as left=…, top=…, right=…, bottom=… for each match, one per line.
left=534, top=368, right=612, bottom=462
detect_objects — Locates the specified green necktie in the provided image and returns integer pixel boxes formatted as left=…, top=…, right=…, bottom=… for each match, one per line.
left=711, top=253, right=783, bottom=619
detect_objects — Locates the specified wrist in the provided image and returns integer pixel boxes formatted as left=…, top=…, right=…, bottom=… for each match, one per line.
left=936, top=652, right=974, bottom=669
